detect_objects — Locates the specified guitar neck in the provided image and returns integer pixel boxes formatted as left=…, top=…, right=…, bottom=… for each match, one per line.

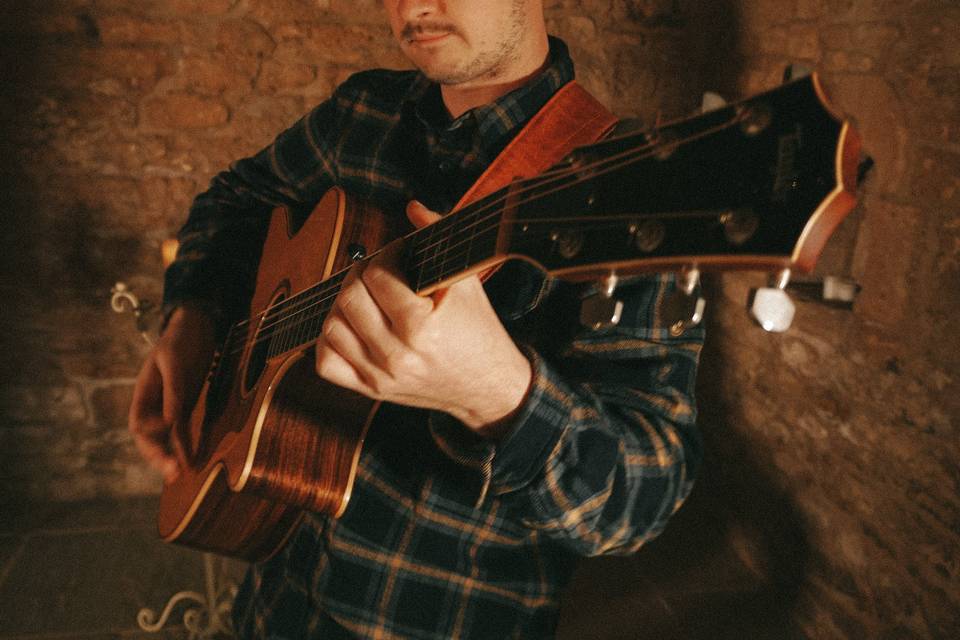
left=238, top=200, right=509, bottom=361
left=405, top=192, right=510, bottom=293
left=228, top=73, right=859, bottom=362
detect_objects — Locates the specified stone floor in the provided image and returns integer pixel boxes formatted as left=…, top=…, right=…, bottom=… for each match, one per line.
left=0, top=497, right=245, bottom=640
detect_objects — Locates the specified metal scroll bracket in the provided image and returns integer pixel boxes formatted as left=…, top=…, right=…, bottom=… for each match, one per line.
left=135, top=552, right=238, bottom=639
left=110, top=280, right=239, bottom=638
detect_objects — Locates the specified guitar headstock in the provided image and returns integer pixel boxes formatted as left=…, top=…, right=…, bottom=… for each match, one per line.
left=503, top=73, right=863, bottom=332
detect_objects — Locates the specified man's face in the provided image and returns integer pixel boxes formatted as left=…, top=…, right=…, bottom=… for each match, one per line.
left=383, top=0, right=533, bottom=86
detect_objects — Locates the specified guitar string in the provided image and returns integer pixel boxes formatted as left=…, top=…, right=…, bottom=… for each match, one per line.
left=220, top=206, right=713, bottom=362
left=215, top=111, right=747, bottom=360
left=247, top=114, right=741, bottom=339
left=407, top=119, right=744, bottom=263
left=227, top=109, right=743, bottom=342
left=218, top=112, right=721, bottom=355
left=227, top=163, right=597, bottom=350
left=217, top=114, right=745, bottom=362
left=409, top=209, right=728, bottom=287
left=403, top=102, right=752, bottom=260
left=222, top=119, right=704, bottom=341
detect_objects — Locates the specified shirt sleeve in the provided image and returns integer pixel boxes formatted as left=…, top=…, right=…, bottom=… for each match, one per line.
left=161, top=95, right=345, bottom=337
left=490, top=272, right=703, bottom=557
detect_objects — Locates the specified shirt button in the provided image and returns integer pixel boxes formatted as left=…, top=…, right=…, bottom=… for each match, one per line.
left=438, top=160, right=453, bottom=174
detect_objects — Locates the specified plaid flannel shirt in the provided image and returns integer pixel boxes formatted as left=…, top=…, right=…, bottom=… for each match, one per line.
left=163, top=38, right=704, bottom=640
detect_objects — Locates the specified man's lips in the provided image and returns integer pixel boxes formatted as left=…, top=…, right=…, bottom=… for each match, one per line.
left=408, top=32, right=451, bottom=44
left=401, top=22, right=458, bottom=44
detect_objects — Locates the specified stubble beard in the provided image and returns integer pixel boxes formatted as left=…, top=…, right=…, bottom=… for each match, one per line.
left=410, top=1, right=528, bottom=86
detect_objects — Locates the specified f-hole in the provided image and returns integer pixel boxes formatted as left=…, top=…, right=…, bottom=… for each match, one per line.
left=243, top=290, right=286, bottom=396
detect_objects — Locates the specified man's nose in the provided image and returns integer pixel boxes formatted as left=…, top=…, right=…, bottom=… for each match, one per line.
left=395, top=0, right=440, bottom=21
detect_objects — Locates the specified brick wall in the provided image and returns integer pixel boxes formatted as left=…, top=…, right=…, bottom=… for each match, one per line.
left=0, top=0, right=729, bottom=501
left=688, top=1, right=960, bottom=637
left=0, top=0, right=956, bottom=636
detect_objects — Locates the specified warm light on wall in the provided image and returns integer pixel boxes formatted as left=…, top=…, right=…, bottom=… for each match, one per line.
left=161, top=239, right=180, bottom=269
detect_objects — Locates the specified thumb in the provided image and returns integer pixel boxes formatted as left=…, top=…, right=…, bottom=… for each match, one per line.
left=406, top=200, right=442, bottom=229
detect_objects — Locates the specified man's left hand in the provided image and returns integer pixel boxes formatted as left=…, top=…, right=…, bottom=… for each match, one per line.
left=315, top=201, right=532, bottom=436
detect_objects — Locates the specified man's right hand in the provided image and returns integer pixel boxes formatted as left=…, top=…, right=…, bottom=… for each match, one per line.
left=128, top=305, right=217, bottom=483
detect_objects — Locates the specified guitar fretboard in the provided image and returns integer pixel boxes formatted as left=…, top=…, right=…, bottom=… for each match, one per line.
left=245, top=198, right=507, bottom=361
left=214, top=74, right=853, bottom=368
left=406, top=193, right=506, bottom=293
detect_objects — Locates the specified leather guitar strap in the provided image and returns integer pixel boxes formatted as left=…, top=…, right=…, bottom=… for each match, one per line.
left=453, top=81, right=619, bottom=210
left=449, top=80, right=618, bottom=283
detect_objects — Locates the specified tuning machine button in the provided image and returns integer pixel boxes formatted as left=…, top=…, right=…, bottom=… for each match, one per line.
left=720, top=208, right=759, bottom=246
left=821, top=275, right=860, bottom=305
left=783, top=63, right=813, bottom=82
left=738, top=103, right=773, bottom=137
left=749, top=269, right=795, bottom=332
left=701, top=91, right=727, bottom=113
left=663, top=267, right=705, bottom=337
left=550, top=228, right=585, bottom=259
left=631, top=219, right=666, bottom=253
left=580, top=272, right=624, bottom=330
left=646, top=128, right=679, bottom=161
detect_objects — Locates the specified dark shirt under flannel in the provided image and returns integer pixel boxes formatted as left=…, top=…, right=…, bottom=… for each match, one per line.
left=163, top=38, right=704, bottom=639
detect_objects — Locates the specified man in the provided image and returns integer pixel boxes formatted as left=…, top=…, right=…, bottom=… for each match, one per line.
left=129, top=1, right=703, bottom=637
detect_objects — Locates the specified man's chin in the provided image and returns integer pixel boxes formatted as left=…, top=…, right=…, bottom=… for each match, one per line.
left=421, top=70, right=470, bottom=85
left=414, top=63, right=473, bottom=86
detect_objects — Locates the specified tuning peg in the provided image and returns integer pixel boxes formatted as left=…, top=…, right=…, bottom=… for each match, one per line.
left=580, top=272, right=624, bottom=330
left=663, top=267, right=706, bottom=337
left=701, top=91, right=728, bottom=113
left=779, top=275, right=861, bottom=309
left=783, top=64, right=813, bottom=82
left=749, top=269, right=795, bottom=332
left=821, top=275, right=860, bottom=305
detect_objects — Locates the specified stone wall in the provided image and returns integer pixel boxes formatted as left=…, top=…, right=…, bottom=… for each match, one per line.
left=0, top=0, right=956, bottom=637
left=685, top=1, right=960, bottom=637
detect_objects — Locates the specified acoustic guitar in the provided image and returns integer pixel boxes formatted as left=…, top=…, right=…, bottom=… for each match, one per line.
left=157, top=74, right=863, bottom=561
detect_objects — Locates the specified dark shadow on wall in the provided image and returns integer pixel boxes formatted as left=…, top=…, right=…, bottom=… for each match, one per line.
left=635, top=0, right=746, bottom=119
left=559, top=278, right=812, bottom=640
left=0, top=1, right=103, bottom=354
left=0, top=3, right=42, bottom=283
left=558, top=1, right=813, bottom=637
left=0, top=2, right=140, bottom=504
left=0, top=3, right=49, bottom=503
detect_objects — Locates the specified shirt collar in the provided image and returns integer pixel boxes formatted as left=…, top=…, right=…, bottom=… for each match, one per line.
left=405, top=36, right=576, bottom=146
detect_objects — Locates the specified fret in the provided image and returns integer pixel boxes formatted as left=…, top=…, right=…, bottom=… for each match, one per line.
left=408, top=201, right=505, bottom=292
left=304, top=292, right=314, bottom=343
left=310, top=301, right=322, bottom=341
left=454, top=204, right=481, bottom=275
left=277, top=313, right=289, bottom=358
left=267, top=310, right=278, bottom=355
left=416, top=221, right=438, bottom=292
left=257, top=190, right=515, bottom=361
left=465, top=201, right=479, bottom=273
left=267, top=314, right=279, bottom=359
left=289, top=313, right=299, bottom=353
left=307, top=305, right=319, bottom=346
left=295, top=305, right=306, bottom=349
left=264, top=323, right=273, bottom=360
left=437, top=218, right=451, bottom=287
left=303, top=283, right=327, bottom=346
left=284, top=308, right=295, bottom=353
